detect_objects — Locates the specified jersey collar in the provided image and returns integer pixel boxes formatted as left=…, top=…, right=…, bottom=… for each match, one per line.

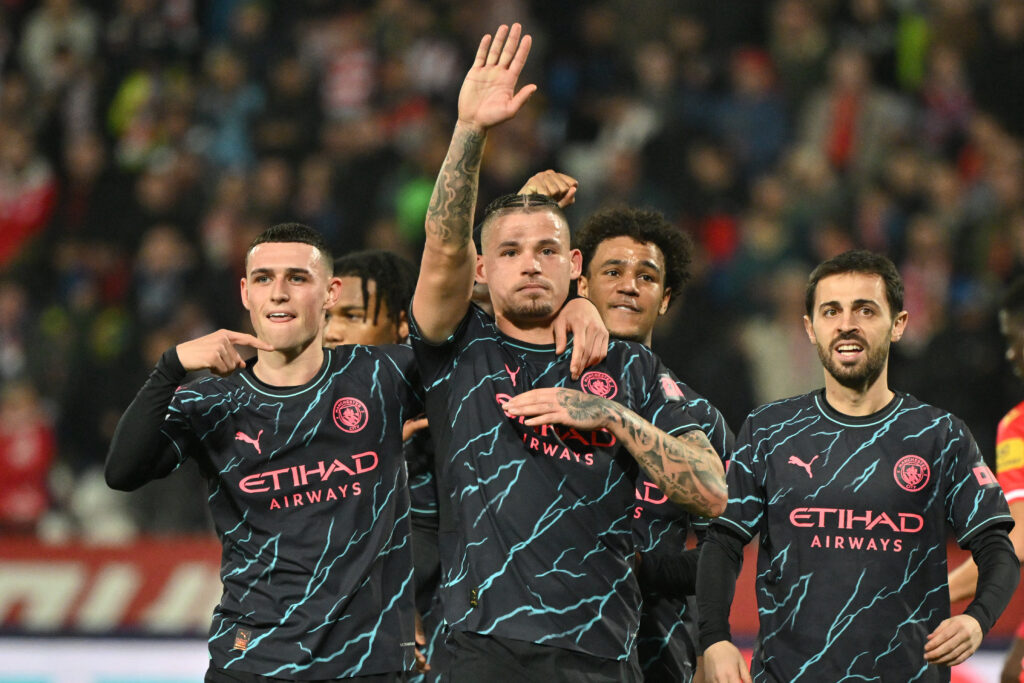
left=813, top=389, right=904, bottom=428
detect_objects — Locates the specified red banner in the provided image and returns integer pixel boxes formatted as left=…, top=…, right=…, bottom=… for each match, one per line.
left=0, top=535, right=221, bottom=634
left=0, top=535, right=1019, bottom=638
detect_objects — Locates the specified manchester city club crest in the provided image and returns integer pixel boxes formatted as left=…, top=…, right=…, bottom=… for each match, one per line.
left=893, top=454, right=930, bottom=492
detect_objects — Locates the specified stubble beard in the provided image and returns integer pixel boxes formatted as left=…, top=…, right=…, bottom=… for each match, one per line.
left=817, top=336, right=890, bottom=391
left=506, top=297, right=554, bottom=321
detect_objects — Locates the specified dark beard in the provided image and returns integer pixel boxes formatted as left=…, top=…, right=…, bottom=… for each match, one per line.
left=505, top=299, right=554, bottom=320
left=817, top=335, right=889, bottom=391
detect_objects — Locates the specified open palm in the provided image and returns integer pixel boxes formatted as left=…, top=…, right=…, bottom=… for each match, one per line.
left=458, top=23, right=537, bottom=130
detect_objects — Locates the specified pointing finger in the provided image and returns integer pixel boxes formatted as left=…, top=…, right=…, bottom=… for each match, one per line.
left=225, top=330, right=274, bottom=351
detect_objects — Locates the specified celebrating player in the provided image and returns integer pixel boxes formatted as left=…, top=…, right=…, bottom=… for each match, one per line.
left=697, top=249, right=1019, bottom=683
left=574, top=202, right=734, bottom=682
left=106, top=224, right=423, bottom=681
left=410, top=23, right=727, bottom=681
left=947, top=276, right=1024, bottom=683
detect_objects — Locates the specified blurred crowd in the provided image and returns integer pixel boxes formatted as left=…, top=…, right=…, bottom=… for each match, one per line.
left=1, top=0, right=1024, bottom=541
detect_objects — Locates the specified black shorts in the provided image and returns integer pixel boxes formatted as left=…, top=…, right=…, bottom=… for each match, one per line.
left=205, top=665, right=407, bottom=683
left=445, top=631, right=641, bottom=683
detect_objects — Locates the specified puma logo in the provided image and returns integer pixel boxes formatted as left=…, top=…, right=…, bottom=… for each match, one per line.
left=788, top=454, right=819, bottom=478
left=505, top=364, right=521, bottom=387
left=235, top=429, right=263, bottom=454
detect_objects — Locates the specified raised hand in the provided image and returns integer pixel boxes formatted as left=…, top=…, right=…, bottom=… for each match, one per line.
left=519, top=170, right=579, bottom=208
left=458, top=23, right=537, bottom=132
left=176, top=329, right=273, bottom=377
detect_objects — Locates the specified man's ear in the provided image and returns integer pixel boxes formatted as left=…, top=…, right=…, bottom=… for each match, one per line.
left=577, top=274, right=590, bottom=298
left=569, top=249, right=583, bottom=279
left=803, top=314, right=816, bottom=345
left=475, top=253, right=487, bottom=284
left=658, top=288, right=671, bottom=316
left=890, top=310, right=909, bottom=342
left=240, top=277, right=250, bottom=310
left=324, top=276, right=342, bottom=310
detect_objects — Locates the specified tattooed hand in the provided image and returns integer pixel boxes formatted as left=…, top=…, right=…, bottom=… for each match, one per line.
left=504, top=387, right=727, bottom=517
left=503, top=387, right=615, bottom=431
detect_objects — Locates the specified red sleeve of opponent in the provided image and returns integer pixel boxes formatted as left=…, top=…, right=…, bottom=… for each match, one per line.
left=996, top=403, right=1024, bottom=503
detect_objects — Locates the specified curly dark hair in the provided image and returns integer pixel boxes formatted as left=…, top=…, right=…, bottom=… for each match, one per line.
left=805, top=250, right=903, bottom=318
left=573, top=206, right=692, bottom=306
left=333, top=249, right=418, bottom=326
left=246, top=222, right=334, bottom=274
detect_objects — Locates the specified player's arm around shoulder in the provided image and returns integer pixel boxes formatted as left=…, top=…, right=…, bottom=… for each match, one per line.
left=502, top=386, right=727, bottom=517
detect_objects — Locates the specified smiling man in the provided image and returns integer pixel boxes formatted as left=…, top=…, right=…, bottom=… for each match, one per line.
left=573, top=206, right=733, bottom=683
left=697, top=250, right=1019, bottom=683
left=575, top=207, right=688, bottom=347
left=106, top=224, right=423, bottom=682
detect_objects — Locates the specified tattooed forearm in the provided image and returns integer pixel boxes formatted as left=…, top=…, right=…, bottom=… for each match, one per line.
left=557, top=390, right=611, bottom=423
left=606, top=404, right=727, bottom=517
left=426, top=123, right=485, bottom=247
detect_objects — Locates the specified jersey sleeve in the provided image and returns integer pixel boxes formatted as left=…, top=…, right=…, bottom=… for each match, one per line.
left=379, top=344, right=425, bottom=420
left=996, top=408, right=1024, bottom=504
left=407, top=303, right=476, bottom=389
left=105, top=349, right=199, bottom=490
left=163, top=383, right=208, bottom=465
left=711, top=415, right=765, bottom=542
left=944, top=417, right=1014, bottom=546
left=636, top=354, right=725, bottom=442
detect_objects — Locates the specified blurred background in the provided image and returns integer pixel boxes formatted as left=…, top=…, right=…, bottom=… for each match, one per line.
left=0, top=0, right=1021, bottom=680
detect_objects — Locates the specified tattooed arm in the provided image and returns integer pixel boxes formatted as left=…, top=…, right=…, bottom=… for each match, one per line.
left=412, top=23, right=537, bottom=343
left=503, top=387, right=728, bottom=517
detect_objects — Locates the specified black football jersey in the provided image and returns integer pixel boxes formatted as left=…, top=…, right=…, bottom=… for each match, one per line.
left=163, top=345, right=421, bottom=678
left=409, top=305, right=702, bottom=661
left=717, top=390, right=1013, bottom=683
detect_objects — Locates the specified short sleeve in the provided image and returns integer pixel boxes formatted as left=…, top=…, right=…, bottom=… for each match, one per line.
left=407, top=303, right=476, bottom=389
left=711, top=416, right=764, bottom=542
left=944, top=418, right=1014, bottom=546
left=380, top=345, right=424, bottom=420
left=636, top=355, right=712, bottom=440
left=996, top=410, right=1024, bottom=504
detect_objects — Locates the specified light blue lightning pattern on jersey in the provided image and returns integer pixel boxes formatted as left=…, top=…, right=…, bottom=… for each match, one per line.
left=716, top=390, right=1012, bottom=683
left=410, top=306, right=703, bottom=662
left=160, top=345, right=420, bottom=678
